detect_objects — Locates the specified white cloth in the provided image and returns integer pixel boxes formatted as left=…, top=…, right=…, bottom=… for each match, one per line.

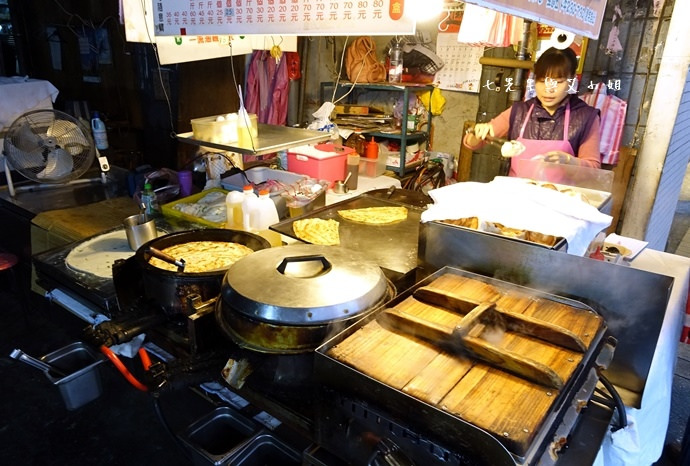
left=0, top=77, right=59, bottom=131
left=421, top=178, right=612, bottom=256
left=595, top=250, right=690, bottom=465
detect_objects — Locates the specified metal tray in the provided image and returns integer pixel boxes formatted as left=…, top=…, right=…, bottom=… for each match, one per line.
left=270, top=193, right=425, bottom=277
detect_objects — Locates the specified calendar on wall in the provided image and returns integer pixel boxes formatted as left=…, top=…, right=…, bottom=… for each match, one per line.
left=434, top=33, right=483, bottom=93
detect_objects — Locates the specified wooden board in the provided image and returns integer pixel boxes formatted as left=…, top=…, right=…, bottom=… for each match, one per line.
left=457, top=120, right=475, bottom=182
left=606, top=146, right=637, bottom=234
left=31, top=196, right=140, bottom=242
left=326, top=273, right=604, bottom=457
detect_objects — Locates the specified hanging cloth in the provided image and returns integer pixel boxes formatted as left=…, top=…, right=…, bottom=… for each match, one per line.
left=581, top=83, right=627, bottom=165
left=245, top=50, right=289, bottom=125
left=457, top=4, right=522, bottom=47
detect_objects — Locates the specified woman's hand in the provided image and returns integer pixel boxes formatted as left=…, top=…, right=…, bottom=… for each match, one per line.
left=463, top=123, right=494, bottom=150
left=472, top=123, right=494, bottom=140
left=542, top=151, right=574, bottom=165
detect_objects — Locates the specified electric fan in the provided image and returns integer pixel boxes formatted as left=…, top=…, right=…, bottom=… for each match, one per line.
left=1, top=109, right=109, bottom=196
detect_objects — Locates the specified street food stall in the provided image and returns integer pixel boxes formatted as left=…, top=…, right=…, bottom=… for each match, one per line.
left=0, top=167, right=679, bottom=465
left=2, top=0, right=688, bottom=465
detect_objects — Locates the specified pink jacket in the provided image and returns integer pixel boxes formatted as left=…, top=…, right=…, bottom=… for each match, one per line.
left=246, top=50, right=289, bottom=126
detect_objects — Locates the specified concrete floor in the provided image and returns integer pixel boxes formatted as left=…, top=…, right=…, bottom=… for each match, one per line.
left=653, top=162, right=690, bottom=465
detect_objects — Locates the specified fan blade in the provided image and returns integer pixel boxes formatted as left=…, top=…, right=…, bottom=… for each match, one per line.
left=5, top=140, right=46, bottom=168
left=47, top=119, right=90, bottom=148
left=13, top=122, right=43, bottom=153
left=36, top=148, right=74, bottom=180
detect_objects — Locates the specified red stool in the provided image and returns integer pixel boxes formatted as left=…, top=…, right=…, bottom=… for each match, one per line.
left=0, top=253, right=28, bottom=322
left=0, top=252, right=19, bottom=288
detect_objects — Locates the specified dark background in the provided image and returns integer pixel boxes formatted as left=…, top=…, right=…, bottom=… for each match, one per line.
left=1, top=0, right=244, bottom=170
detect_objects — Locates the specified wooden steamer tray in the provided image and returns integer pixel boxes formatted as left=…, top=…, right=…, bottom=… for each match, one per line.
left=314, top=267, right=608, bottom=463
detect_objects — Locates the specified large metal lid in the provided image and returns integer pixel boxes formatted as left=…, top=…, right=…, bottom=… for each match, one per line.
left=221, top=244, right=388, bottom=325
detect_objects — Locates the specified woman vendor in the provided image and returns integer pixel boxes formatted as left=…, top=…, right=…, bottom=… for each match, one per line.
left=464, top=47, right=601, bottom=178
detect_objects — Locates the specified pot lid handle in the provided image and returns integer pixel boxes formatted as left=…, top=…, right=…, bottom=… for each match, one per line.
left=276, top=254, right=332, bottom=278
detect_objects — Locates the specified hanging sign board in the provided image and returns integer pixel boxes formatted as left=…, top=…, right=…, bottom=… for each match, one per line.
left=465, top=0, right=607, bottom=40
left=151, top=0, right=416, bottom=37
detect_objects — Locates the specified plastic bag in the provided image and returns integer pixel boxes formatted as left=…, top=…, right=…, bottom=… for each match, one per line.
left=307, top=102, right=340, bottom=142
left=134, top=168, right=180, bottom=205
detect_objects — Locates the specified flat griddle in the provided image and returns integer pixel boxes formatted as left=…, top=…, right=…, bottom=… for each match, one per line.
left=32, top=228, right=124, bottom=315
left=270, top=192, right=426, bottom=278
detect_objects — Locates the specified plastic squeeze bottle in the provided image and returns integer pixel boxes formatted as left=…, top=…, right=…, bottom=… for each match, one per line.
left=91, top=111, right=109, bottom=150
left=388, top=41, right=403, bottom=83
left=365, top=137, right=379, bottom=159
left=225, top=190, right=244, bottom=229
left=241, top=185, right=259, bottom=231
left=141, top=182, right=158, bottom=216
left=253, top=189, right=282, bottom=247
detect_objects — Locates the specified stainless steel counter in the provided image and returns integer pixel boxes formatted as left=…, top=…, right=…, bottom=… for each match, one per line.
left=0, top=166, right=129, bottom=217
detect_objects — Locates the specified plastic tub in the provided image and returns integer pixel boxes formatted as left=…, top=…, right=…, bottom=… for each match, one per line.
left=359, top=153, right=386, bottom=178
left=41, top=342, right=105, bottom=410
left=179, top=407, right=258, bottom=466
left=287, top=143, right=354, bottom=187
left=191, top=113, right=258, bottom=144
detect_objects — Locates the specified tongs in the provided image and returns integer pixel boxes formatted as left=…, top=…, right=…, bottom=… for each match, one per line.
left=465, top=128, right=526, bottom=158
left=381, top=286, right=588, bottom=389
left=146, top=246, right=186, bottom=272
left=10, top=348, right=66, bottom=377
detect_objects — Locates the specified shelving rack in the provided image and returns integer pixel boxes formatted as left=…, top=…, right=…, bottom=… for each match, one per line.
left=320, top=81, right=435, bottom=177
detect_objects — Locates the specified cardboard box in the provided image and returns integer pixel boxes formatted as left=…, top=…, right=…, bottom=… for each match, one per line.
left=287, top=143, right=354, bottom=186
left=334, top=105, right=370, bottom=115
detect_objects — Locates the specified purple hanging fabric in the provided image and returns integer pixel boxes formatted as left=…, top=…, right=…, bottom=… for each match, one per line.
left=245, top=50, right=289, bottom=125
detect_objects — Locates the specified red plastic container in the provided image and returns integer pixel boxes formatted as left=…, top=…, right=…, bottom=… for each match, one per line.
left=287, top=143, right=354, bottom=187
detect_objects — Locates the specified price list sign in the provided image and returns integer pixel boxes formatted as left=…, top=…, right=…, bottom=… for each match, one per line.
left=153, top=0, right=416, bottom=36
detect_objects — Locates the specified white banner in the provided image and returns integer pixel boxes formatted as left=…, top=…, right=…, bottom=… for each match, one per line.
left=151, top=0, right=415, bottom=36
left=466, top=0, right=607, bottom=40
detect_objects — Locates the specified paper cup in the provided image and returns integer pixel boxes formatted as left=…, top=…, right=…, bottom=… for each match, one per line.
left=123, top=214, right=157, bottom=251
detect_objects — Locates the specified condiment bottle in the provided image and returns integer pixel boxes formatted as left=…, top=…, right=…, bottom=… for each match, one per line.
left=346, top=153, right=360, bottom=190
left=253, top=190, right=282, bottom=247
left=141, top=182, right=158, bottom=216
left=91, top=111, right=109, bottom=150
left=365, top=137, right=379, bottom=159
left=225, top=190, right=244, bottom=229
left=388, top=41, right=403, bottom=83
left=241, top=185, right=258, bottom=231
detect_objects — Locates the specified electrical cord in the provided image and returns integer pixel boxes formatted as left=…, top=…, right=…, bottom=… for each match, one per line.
left=152, top=393, right=194, bottom=463
left=595, top=368, right=628, bottom=432
left=402, top=158, right=446, bottom=192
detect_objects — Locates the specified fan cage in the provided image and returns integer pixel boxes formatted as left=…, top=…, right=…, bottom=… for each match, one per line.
left=3, top=109, right=97, bottom=183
